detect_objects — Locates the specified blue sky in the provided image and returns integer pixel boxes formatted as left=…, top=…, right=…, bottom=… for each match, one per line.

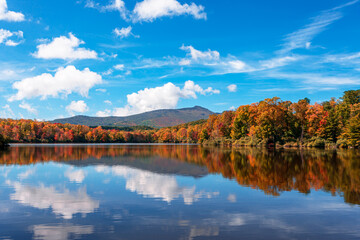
left=0, top=0, right=360, bottom=120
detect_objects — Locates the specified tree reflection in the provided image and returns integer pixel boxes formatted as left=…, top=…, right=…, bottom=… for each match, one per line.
left=0, top=145, right=359, bottom=205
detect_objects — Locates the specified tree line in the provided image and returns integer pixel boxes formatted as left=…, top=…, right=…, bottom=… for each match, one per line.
left=0, top=89, right=359, bottom=148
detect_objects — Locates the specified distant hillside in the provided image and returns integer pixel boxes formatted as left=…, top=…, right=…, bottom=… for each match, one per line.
left=52, top=106, right=214, bottom=128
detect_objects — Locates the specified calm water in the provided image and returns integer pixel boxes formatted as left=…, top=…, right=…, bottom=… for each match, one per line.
left=0, top=144, right=359, bottom=240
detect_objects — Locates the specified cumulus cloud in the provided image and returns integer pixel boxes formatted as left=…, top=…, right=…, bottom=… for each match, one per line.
left=33, top=33, right=98, bottom=60
left=66, top=100, right=89, bottom=115
left=97, top=80, right=219, bottom=116
left=86, top=0, right=206, bottom=22
left=96, top=109, right=111, bottom=117
left=114, top=26, right=134, bottom=38
left=19, top=102, right=37, bottom=115
left=0, top=0, right=25, bottom=22
left=9, top=66, right=102, bottom=101
left=95, top=165, right=218, bottom=204
left=132, top=0, right=206, bottom=22
left=32, top=224, right=93, bottom=240
left=227, top=84, right=237, bottom=92
left=7, top=181, right=99, bottom=219
left=0, top=29, right=23, bottom=46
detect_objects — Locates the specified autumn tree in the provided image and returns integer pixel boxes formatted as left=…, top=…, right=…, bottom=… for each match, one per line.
left=231, top=105, right=251, bottom=140
left=291, top=98, right=310, bottom=143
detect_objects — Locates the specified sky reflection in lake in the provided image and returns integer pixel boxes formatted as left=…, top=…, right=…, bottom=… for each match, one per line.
left=0, top=144, right=359, bottom=240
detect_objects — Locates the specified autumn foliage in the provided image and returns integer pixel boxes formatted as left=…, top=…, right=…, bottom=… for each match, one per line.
left=0, top=90, right=359, bottom=148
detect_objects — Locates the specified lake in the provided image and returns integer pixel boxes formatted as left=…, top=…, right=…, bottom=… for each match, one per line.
left=0, top=144, right=359, bottom=240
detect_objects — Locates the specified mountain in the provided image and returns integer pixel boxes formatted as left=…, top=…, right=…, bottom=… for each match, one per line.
left=52, top=106, right=214, bottom=128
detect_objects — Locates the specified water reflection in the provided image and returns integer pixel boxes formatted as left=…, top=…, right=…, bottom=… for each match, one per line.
left=32, top=224, right=94, bottom=240
left=7, top=180, right=99, bottom=219
left=1, top=144, right=359, bottom=205
left=0, top=145, right=360, bottom=240
left=95, top=165, right=219, bottom=204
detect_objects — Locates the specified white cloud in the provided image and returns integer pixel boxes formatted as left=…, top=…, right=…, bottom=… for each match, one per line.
left=104, top=100, right=112, bottom=105
left=105, top=80, right=219, bottom=116
left=9, top=66, right=102, bottom=101
left=32, top=224, right=93, bottom=240
left=323, top=51, right=360, bottom=67
left=114, top=64, right=125, bottom=70
left=33, top=33, right=98, bottom=60
left=95, top=88, right=106, bottom=93
left=96, top=109, right=111, bottom=117
left=95, top=165, right=218, bottom=204
left=260, top=56, right=300, bottom=69
left=0, top=29, right=23, bottom=46
left=65, top=168, right=86, bottom=183
left=266, top=72, right=360, bottom=86
left=86, top=0, right=206, bottom=22
left=279, top=0, right=359, bottom=54
left=132, top=0, right=207, bottom=22
left=178, top=45, right=250, bottom=74
left=7, top=181, right=99, bottom=219
left=226, top=60, right=247, bottom=72
left=0, top=0, right=25, bottom=22
left=102, top=68, right=113, bottom=76
left=179, top=59, right=191, bottom=66
left=103, top=0, right=125, bottom=12
left=0, top=69, right=17, bottom=81
left=227, top=84, right=237, bottom=92
left=180, top=45, right=220, bottom=62
left=114, top=26, right=133, bottom=38
left=19, top=102, right=37, bottom=115
left=86, top=0, right=128, bottom=19
left=66, top=100, right=89, bottom=115
left=182, top=80, right=220, bottom=97
left=0, top=104, right=15, bottom=118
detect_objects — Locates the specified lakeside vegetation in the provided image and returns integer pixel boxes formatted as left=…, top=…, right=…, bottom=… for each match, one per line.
left=0, top=134, right=9, bottom=150
left=0, top=90, right=359, bottom=148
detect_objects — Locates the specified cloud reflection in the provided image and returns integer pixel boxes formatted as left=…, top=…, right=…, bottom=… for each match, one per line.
left=7, top=181, right=99, bottom=219
left=95, top=165, right=218, bottom=204
left=32, top=224, right=93, bottom=240
left=64, top=168, right=86, bottom=183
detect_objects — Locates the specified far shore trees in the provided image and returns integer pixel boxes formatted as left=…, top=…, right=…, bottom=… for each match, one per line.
left=0, top=89, right=359, bottom=148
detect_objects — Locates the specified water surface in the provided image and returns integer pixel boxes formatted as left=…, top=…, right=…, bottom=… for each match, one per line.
left=0, top=144, right=359, bottom=240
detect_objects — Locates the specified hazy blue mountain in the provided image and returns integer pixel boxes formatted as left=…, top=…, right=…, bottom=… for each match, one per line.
left=52, top=106, right=214, bottom=128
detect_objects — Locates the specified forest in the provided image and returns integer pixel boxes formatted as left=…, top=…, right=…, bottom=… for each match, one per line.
left=0, top=89, right=359, bottom=148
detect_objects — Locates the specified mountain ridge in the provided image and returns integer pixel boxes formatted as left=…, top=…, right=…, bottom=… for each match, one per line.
left=52, top=106, right=214, bottom=128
